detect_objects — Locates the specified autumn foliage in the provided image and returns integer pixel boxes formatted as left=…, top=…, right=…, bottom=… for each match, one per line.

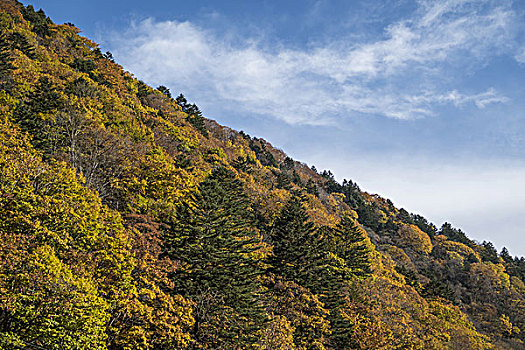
left=0, top=1, right=524, bottom=349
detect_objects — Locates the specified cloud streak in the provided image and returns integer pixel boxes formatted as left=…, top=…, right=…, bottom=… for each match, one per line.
left=108, top=0, right=516, bottom=124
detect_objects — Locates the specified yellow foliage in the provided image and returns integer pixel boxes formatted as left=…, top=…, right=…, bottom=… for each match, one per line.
left=256, top=314, right=296, bottom=350
left=433, top=240, right=480, bottom=262
left=470, top=262, right=511, bottom=290
left=397, top=224, right=433, bottom=254
left=0, top=2, right=521, bottom=347
left=383, top=244, right=414, bottom=268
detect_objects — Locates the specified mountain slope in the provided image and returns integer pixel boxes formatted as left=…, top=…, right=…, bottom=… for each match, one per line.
left=0, top=1, right=524, bottom=349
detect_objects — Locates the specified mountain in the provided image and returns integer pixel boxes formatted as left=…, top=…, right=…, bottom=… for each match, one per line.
left=0, top=1, right=524, bottom=349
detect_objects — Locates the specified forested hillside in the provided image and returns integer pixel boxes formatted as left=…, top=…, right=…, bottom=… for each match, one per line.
left=0, top=1, right=524, bottom=349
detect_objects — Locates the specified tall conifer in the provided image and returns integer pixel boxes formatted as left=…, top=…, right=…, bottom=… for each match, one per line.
left=267, top=195, right=324, bottom=289
left=164, top=167, right=266, bottom=349
left=321, top=216, right=372, bottom=349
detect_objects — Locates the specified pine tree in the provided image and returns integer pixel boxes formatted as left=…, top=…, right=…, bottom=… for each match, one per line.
left=266, top=195, right=334, bottom=350
left=175, top=94, right=208, bottom=137
left=164, top=167, right=266, bottom=348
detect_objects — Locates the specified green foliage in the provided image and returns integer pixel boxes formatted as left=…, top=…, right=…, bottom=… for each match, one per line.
left=0, top=34, right=15, bottom=84
left=327, top=216, right=372, bottom=279
left=249, top=139, right=278, bottom=167
left=305, top=178, right=319, bottom=196
left=13, top=76, right=62, bottom=152
left=176, top=93, right=208, bottom=137
left=480, top=241, right=499, bottom=263
left=2, top=245, right=109, bottom=350
left=164, top=167, right=266, bottom=348
left=267, top=198, right=373, bottom=349
left=440, top=222, right=474, bottom=247
left=0, top=122, right=112, bottom=349
left=0, top=113, right=192, bottom=350
left=0, top=2, right=522, bottom=348
left=268, top=195, right=324, bottom=288
left=410, top=213, right=437, bottom=237
left=70, top=57, right=97, bottom=73
left=157, top=85, right=171, bottom=98
left=20, top=4, right=51, bottom=37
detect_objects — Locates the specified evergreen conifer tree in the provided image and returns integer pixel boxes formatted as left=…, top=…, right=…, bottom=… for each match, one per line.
left=0, top=34, right=15, bottom=87
left=268, top=194, right=325, bottom=289
left=320, top=215, right=372, bottom=349
left=164, top=167, right=266, bottom=348
left=156, top=85, right=172, bottom=98
left=176, top=93, right=189, bottom=111
left=186, top=103, right=208, bottom=137
left=13, top=77, right=62, bottom=153
left=267, top=198, right=373, bottom=349
left=330, top=216, right=372, bottom=278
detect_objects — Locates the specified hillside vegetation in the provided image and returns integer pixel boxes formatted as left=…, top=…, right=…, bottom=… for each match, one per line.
left=0, top=1, right=524, bottom=349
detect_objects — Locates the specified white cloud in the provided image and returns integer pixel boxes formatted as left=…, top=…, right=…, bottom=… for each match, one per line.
left=108, top=0, right=515, bottom=125
left=516, top=46, right=525, bottom=64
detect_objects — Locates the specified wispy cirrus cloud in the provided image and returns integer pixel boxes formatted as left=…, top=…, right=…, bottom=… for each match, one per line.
left=107, top=0, right=516, bottom=124
left=516, top=46, right=525, bottom=64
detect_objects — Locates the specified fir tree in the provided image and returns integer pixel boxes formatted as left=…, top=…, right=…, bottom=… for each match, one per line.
left=0, top=34, right=14, bottom=83
left=175, top=94, right=208, bottom=137
left=175, top=93, right=189, bottom=111
left=185, top=103, right=208, bottom=137
left=164, top=167, right=266, bottom=348
left=157, top=85, right=171, bottom=98
left=330, top=216, right=372, bottom=278
left=268, top=197, right=373, bottom=349
left=13, top=76, right=62, bottom=153
left=316, top=216, right=371, bottom=349
left=268, top=195, right=324, bottom=288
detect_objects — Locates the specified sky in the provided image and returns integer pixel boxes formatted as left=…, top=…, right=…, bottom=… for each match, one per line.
left=22, top=0, right=525, bottom=256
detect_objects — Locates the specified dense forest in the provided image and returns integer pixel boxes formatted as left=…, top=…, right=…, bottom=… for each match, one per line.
left=0, top=1, right=524, bottom=349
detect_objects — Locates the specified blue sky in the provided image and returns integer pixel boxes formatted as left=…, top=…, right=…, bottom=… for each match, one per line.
left=23, top=0, right=525, bottom=256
